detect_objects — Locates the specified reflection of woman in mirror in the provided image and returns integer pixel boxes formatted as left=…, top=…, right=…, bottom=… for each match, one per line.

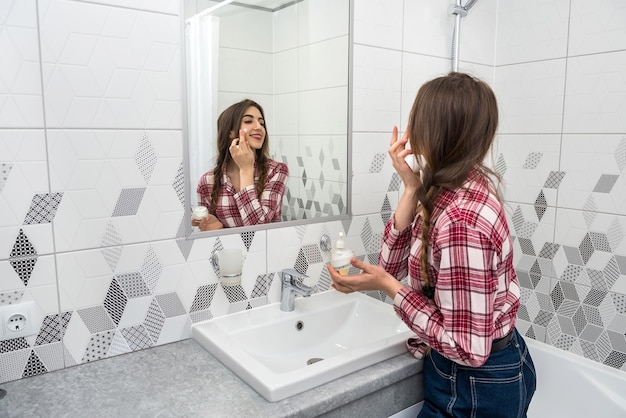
left=195, top=99, right=288, bottom=231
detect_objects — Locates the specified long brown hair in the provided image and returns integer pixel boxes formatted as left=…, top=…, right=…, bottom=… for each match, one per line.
left=210, top=99, right=271, bottom=214
left=408, top=72, right=500, bottom=295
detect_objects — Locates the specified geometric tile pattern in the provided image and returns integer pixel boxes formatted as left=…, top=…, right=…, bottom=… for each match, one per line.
left=0, top=162, right=13, bottom=192
left=221, top=284, right=247, bottom=304
left=9, top=230, right=38, bottom=287
left=82, top=330, right=115, bottom=363
left=141, top=247, right=162, bottom=293
left=250, top=273, right=274, bottom=299
left=154, top=293, right=186, bottom=318
left=190, top=284, right=219, bottom=313
left=77, top=306, right=116, bottom=334
left=101, top=222, right=123, bottom=272
left=111, top=187, right=146, bottom=217
left=173, top=161, right=185, bottom=206
left=281, top=179, right=347, bottom=221
left=115, top=272, right=150, bottom=299
left=120, top=325, right=153, bottom=351
left=35, top=314, right=64, bottom=345
left=22, top=350, right=47, bottom=378
left=144, top=298, right=165, bottom=343
left=22, top=192, right=63, bottom=224
left=135, top=133, right=157, bottom=184
left=104, top=278, right=127, bottom=326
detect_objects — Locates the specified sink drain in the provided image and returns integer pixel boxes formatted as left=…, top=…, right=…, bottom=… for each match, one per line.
left=307, top=357, right=324, bottom=365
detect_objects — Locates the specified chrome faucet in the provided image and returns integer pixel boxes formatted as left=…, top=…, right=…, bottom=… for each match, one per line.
left=280, top=268, right=314, bottom=311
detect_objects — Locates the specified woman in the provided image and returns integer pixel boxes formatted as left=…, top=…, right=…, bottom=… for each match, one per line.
left=328, top=73, right=536, bottom=417
left=196, top=99, right=288, bottom=231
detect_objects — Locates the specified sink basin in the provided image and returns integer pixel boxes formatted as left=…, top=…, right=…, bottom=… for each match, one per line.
left=192, top=290, right=413, bottom=402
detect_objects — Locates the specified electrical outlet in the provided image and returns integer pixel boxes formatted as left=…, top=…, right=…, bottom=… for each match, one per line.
left=0, top=301, right=37, bottom=340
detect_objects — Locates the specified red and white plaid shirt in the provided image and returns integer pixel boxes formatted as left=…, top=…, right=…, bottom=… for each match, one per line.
left=196, top=159, right=288, bottom=228
left=380, top=170, right=520, bottom=367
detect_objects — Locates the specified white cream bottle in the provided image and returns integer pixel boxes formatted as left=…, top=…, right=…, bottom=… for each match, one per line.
left=331, top=232, right=353, bottom=275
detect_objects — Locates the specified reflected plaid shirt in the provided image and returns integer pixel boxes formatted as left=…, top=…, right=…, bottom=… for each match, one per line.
left=197, top=160, right=288, bottom=228
left=380, top=171, right=520, bottom=367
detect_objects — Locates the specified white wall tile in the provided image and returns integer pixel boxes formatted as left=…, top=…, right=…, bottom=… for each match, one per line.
left=495, top=0, right=569, bottom=65
left=494, top=59, right=567, bottom=134
left=0, top=129, right=53, bottom=257
left=0, top=0, right=43, bottom=128
left=458, top=0, right=497, bottom=66
left=299, top=86, right=348, bottom=135
left=40, top=0, right=181, bottom=129
left=273, top=93, right=299, bottom=135
left=352, top=45, right=402, bottom=132
left=75, top=0, right=179, bottom=15
left=299, top=36, right=349, bottom=91
left=218, top=48, right=273, bottom=95
left=50, top=130, right=183, bottom=251
left=563, top=51, right=626, bottom=134
left=569, top=0, right=626, bottom=57
left=494, top=134, right=562, bottom=206
left=353, top=0, right=403, bottom=50
left=298, top=135, right=348, bottom=183
left=402, top=0, right=453, bottom=59
left=351, top=132, right=396, bottom=216
left=274, top=49, right=298, bottom=94
left=218, top=7, right=273, bottom=53
left=558, top=134, right=626, bottom=215
left=273, top=1, right=298, bottom=52
left=553, top=208, right=626, bottom=285
left=298, top=0, right=349, bottom=46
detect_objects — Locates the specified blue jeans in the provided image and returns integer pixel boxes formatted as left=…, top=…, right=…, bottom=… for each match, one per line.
left=418, top=329, right=536, bottom=418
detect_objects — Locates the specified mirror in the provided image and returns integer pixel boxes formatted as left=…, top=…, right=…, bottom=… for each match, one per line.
left=182, top=0, right=352, bottom=237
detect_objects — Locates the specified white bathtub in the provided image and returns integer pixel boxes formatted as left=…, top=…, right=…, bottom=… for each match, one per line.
left=526, top=338, right=626, bottom=417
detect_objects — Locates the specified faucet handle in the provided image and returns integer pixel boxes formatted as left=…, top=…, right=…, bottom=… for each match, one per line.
left=281, top=268, right=308, bottom=283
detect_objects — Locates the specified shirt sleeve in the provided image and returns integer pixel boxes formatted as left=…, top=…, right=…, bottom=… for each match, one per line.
left=379, top=216, right=412, bottom=280
left=393, top=221, right=499, bottom=367
left=234, top=161, right=288, bottom=225
left=196, top=171, right=214, bottom=210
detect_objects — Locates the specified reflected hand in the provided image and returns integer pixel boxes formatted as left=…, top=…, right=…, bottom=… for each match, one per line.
left=198, top=214, right=224, bottom=231
left=327, top=257, right=403, bottom=299
left=229, top=128, right=255, bottom=172
left=388, top=126, right=421, bottom=190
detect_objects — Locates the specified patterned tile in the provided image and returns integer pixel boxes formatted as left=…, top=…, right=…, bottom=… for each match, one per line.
left=115, top=272, right=150, bottom=299
left=172, top=161, right=185, bottom=207
left=140, top=247, right=162, bottom=293
left=120, top=325, right=153, bottom=351
left=22, top=350, right=47, bottom=378
left=144, top=298, right=165, bottom=342
left=104, top=278, right=127, bottom=326
left=111, top=187, right=146, bottom=217
left=135, top=133, right=157, bottom=184
left=82, top=330, right=114, bottom=362
left=189, top=284, right=218, bottom=312
left=250, top=273, right=274, bottom=299
left=77, top=306, right=115, bottom=334
left=0, top=163, right=12, bottom=192
left=22, top=193, right=63, bottom=224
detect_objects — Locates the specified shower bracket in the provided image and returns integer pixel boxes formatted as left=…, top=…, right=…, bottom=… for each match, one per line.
left=448, top=4, right=468, bottom=17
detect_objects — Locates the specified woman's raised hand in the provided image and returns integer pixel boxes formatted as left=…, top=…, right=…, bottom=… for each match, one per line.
left=388, top=126, right=421, bottom=191
left=229, top=128, right=255, bottom=172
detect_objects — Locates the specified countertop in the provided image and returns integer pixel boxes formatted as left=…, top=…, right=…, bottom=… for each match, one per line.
left=0, top=339, right=422, bottom=418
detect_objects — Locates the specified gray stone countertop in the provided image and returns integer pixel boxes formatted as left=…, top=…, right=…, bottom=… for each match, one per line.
left=0, top=339, right=422, bottom=418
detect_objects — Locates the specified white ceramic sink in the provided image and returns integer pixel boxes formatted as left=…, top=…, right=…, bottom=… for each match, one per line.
left=192, top=290, right=413, bottom=402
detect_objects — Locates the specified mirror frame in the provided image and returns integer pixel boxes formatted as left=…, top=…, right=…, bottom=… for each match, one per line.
left=180, top=0, right=354, bottom=239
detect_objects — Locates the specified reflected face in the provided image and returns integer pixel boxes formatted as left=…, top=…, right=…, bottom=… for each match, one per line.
left=238, top=106, right=266, bottom=150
